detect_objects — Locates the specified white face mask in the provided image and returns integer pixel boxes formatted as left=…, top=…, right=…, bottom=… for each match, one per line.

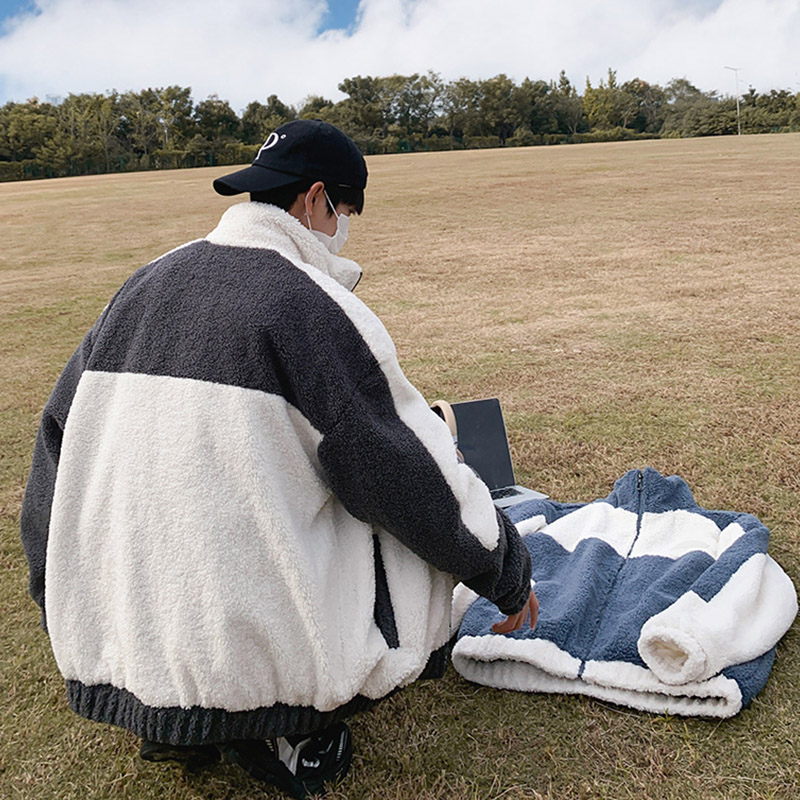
left=306, top=190, right=349, bottom=255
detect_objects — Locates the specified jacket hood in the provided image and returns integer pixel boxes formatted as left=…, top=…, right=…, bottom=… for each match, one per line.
left=205, top=200, right=362, bottom=291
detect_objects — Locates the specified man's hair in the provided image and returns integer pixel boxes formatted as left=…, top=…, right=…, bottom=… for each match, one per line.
left=251, top=180, right=364, bottom=215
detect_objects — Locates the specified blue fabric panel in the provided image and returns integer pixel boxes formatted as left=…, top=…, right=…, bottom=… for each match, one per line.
left=639, top=467, right=698, bottom=513
left=458, top=594, right=509, bottom=639
left=587, top=552, right=714, bottom=666
left=529, top=536, right=626, bottom=657
left=722, top=647, right=776, bottom=708
left=696, top=508, right=744, bottom=529
left=603, top=469, right=642, bottom=512
left=459, top=534, right=625, bottom=659
left=690, top=513, right=769, bottom=602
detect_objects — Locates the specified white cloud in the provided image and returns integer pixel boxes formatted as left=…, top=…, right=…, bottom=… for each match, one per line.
left=0, top=0, right=798, bottom=109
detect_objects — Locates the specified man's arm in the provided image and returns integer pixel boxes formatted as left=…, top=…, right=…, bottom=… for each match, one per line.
left=317, top=365, right=532, bottom=616
left=20, top=313, right=106, bottom=628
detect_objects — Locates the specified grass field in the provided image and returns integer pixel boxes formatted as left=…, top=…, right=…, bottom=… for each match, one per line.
left=2, top=133, right=799, bottom=800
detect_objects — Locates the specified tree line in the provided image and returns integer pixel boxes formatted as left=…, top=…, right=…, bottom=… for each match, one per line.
left=1, top=70, right=799, bottom=182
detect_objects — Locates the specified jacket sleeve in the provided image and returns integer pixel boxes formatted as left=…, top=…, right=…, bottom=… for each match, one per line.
left=20, top=314, right=105, bottom=628
left=637, top=512, right=798, bottom=684
left=317, top=363, right=532, bottom=616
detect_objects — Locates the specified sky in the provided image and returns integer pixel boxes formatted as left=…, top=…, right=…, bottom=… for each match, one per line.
left=0, top=0, right=798, bottom=111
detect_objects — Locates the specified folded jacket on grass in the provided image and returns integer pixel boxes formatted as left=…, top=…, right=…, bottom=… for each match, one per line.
left=452, top=468, right=797, bottom=718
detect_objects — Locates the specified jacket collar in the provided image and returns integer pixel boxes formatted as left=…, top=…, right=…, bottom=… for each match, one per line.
left=205, top=201, right=362, bottom=291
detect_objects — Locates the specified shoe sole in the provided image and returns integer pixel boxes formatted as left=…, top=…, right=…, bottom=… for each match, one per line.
left=140, top=743, right=220, bottom=769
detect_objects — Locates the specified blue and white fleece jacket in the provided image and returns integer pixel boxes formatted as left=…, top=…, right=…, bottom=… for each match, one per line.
left=452, top=468, right=797, bottom=718
left=20, top=201, right=531, bottom=744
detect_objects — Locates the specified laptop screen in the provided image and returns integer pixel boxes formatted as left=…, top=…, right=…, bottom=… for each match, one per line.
left=450, top=398, right=516, bottom=491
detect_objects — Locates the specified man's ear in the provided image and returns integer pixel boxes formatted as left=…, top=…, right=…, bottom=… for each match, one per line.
left=305, top=181, right=326, bottom=208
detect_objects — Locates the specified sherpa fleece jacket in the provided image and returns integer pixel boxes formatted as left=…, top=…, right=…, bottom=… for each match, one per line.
left=452, top=468, right=797, bottom=719
left=20, top=201, right=531, bottom=745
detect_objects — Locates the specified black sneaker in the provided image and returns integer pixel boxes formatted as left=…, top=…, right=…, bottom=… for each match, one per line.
left=224, top=722, right=353, bottom=799
left=139, top=740, right=221, bottom=770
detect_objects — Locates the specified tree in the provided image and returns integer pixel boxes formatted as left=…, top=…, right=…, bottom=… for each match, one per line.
left=35, top=93, right=113, bottom=175
left=337, top=75, right=385, bottom=134
left=680, top=100, right=737, bottom=136
left=157, top=86, right=195, bottom=149
left=119, top=89, right=163, bottom=158
left=386, top=71, right=444, bottom=139
left=740, top=88, right=796, bottom=132
left=440, top=77, right=481, bottom=140
left=297, top=95, right=334, bottom=120
left=477, top=74, right=521, bottom=142
left=518, top=77, right=557, bottom=135
left=583, top=69, right=639, bottom=130
left=88, top=92, right=122, bottom=171
left=194, top=94, right=239, bottom=142
left=621, top=78, right=665, bottom=133
left=551, top=71, right=585, bottom=134
left=240, top=95, right=296, bottom=144
left=790, top=92, right=800, bottom=130
left=660, top=78, right=718, bottom=136
left=1, top=98, right=58, bottom=161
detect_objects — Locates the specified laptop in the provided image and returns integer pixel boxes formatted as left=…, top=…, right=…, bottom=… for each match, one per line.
left=449, top=398, right=549, bottom=508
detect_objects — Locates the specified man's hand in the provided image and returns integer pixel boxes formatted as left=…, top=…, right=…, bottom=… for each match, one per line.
left=491, top=588, right=538, bottom=634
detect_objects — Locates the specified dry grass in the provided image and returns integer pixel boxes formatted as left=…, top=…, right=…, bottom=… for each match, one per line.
left=2, top=134, right=799, bottom=799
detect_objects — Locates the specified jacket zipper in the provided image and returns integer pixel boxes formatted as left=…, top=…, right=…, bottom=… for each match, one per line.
left=579, top=469, right=645, bottom=677
left=634, top=469, right=644, bottom=546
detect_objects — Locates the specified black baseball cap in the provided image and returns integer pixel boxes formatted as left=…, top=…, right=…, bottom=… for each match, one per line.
left=213, top=119, right=367, bottom=196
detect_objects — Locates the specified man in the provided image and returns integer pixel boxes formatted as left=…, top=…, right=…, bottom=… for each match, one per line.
left=21, top=120, right=537, bottom=799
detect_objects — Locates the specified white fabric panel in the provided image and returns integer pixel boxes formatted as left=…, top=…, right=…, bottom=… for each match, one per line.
left=582, top=660, right=743, bottom=718
left=451, top=584, right=480, bottom=631
left=452, top=638, right=743, bottom=718
left=631, top=510, right=745, bottom=559
left=717, top=521, right=749, bottom=555
left=540, top=503, right=638, bottom=556
left=515, top=514, right=547, bottom=536
left=205, top=201, right=362, bottom=291
left=363, top=530, right=455, bottom=697
left=452, top=635, right=582, bottom=684
left=46, top=370, right=452, bottom=712
left=638, top=554, right=798, bottom=684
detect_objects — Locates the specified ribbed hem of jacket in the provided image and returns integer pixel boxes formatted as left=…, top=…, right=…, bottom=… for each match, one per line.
left=65, top=644, right=451, bottom=745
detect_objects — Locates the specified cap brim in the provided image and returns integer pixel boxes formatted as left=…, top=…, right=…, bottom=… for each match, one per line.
left=213, top=164, right=303, bottom=196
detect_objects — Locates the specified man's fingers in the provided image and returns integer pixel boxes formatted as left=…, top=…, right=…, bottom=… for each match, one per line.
left=491, top=607, right=526, bottom=634
left=527, top=592, right=539, bottom=629
left=492, top=590, right=539, bottom=634
left=491, top=619, right=514, bottom=634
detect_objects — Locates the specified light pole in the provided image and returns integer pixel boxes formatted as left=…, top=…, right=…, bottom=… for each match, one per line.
left=724, top=66, right=742, bottom=135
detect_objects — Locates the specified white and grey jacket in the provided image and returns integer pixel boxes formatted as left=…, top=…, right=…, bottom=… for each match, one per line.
left=21, top=201, right=531, bottom=744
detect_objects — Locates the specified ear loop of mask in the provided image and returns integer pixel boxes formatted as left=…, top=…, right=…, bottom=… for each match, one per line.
left=305, top=189, right=349, bottom=254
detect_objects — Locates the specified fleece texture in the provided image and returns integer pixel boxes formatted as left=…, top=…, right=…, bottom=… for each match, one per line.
left=452, top=468, right=797, bottom=718
left=21, top=201, right=532, bottom=744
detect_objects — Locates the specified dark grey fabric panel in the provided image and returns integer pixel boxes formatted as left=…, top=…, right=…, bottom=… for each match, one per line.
left=85, top=241, right=377, bottom=431
left=372, top=535, right=400, bottom=649
left=20, top=310, right=109, bottom=626
left=64, top=643, right=449, bottom=744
